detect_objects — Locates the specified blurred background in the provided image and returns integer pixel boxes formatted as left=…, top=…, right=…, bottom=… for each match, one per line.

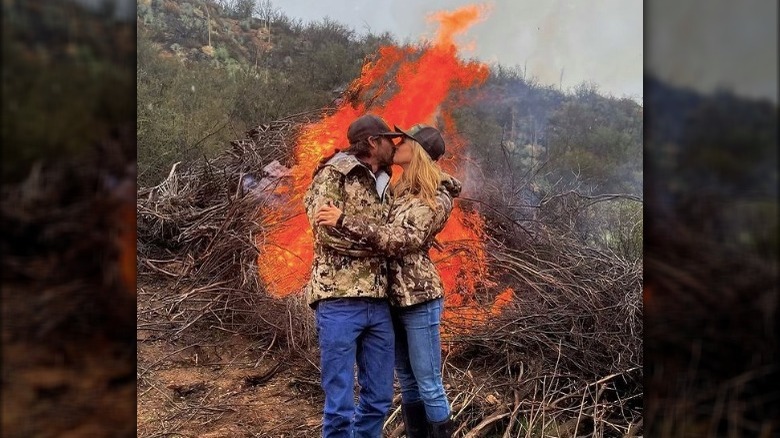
left=2, top=1, right=136, bottom=436
left=644, top=0, right=778, bottom=435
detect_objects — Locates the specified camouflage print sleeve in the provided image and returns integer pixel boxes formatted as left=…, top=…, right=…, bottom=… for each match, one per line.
left=435, top=186, right=454, bottom=218
left=340, top=197, right=448, bottom=256
left=304, top=167, right=374, bottom=256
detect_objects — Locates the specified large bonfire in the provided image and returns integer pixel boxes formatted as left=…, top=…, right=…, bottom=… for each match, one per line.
left=136, top=5, right=642, bottom=437
left=256, top=4, right=514, bottom=328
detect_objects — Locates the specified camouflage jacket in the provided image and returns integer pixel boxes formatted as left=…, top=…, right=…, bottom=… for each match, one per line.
left=338, top=173, right=462, bottom=307
left=303, top=152, right=393, bottom=307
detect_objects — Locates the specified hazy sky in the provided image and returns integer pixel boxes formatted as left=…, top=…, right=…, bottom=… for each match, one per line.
left=275, top=0, right=643, bottom=102
left=647, top=0, right=778, bottom=103
left=80, top=1, right=778, bottom=104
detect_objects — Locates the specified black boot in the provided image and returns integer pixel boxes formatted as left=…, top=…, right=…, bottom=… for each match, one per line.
left=429, top=417, right=454, bottom=438
left=401, top=401, right=430, bottom=438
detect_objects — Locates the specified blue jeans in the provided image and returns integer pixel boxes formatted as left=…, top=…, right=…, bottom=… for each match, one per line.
left=315, top=298, right=395, bottom=438
left=392, top=298, right=450, bottom=423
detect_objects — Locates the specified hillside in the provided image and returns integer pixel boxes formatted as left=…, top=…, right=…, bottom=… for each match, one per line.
left=1, top=0, right=135, bottom=182
left=137, top=1, right=644, bottom=200
left=138, top=0, right=393, bottom=85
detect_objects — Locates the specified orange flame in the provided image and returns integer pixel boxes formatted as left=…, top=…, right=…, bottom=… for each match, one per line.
left=258, top=212, right=313, bottom=297
left=443, top=287, right=514, bottom=341
left=258, top=4, right=513, bottom=324
left=428, top=4, right=490, bottom=48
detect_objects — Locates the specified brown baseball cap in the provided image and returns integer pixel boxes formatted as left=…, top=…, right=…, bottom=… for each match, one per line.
left=347, top=114, right=404, bottom=144
left=394, top=124, right=445, bottom=161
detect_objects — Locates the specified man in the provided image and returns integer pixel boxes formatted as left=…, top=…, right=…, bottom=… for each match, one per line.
left=303, top=113, right=404, bottom=438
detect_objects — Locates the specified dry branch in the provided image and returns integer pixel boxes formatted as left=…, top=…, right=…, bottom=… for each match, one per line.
left=137, top=110, right=327, bottom=352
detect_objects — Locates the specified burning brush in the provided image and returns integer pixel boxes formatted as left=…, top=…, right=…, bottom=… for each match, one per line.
left=256, top=5, right=516, bottom=329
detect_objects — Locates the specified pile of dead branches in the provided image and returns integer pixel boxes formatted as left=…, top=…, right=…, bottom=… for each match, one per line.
left=136, top=111, right=644, bottom=436
left=434, top=222, right=642, bottom=437
left=136, top=110, right=329, bottom=347
left=1, top=124, right=136, bottom=339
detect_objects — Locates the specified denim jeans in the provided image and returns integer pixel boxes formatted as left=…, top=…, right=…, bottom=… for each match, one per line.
left=315, top=298, right=395, bottom=438
left=392, top=297, right=451, bottom=423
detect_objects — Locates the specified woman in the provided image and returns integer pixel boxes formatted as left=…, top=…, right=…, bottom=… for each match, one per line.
left=315, top=124, right=461, bottom=438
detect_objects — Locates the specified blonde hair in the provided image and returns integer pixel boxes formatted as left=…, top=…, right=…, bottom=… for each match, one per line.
left=393, top=140, right=442, bottom=208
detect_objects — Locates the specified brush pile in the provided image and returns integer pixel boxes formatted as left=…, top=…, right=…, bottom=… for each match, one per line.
left=1, top=125, right=137, bottom=437
left=136, top=111, right=644, bottom=437
left=2, top=124, right=136, bottom=337
left=435, top=203, right=643, bottom=437
left=136, top=109, right=327, bottom=349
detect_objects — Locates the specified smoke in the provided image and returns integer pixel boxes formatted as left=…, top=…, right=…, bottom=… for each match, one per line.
left=516, top=1, right=641, bottom=97
left=458, top=152, right=486, bottom=200
left=272, top=0, right=642, bottom=101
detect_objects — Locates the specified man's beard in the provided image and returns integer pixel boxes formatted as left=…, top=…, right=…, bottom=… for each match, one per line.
left=383, top=150, right=396, bottom=167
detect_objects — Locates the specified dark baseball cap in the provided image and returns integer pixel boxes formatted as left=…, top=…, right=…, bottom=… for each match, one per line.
left=347, top=114, right=404, bottom=144
left=394, top=124, right=445, bottom=161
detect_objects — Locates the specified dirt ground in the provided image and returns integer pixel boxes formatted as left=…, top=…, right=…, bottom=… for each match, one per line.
left=136, top=277, right=326, bottom=438
left=1, top=283, right=136, bottom=438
